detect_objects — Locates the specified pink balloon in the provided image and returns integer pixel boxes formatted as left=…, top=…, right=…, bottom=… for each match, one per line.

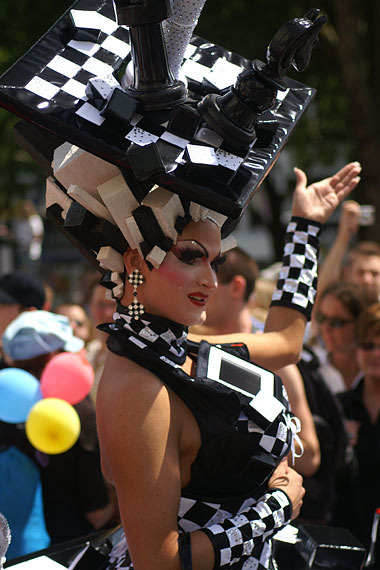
left=40, top=352, right=94, bottom=405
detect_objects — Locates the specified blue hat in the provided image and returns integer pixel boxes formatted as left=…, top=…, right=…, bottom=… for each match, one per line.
left=2, top=311, right=84, bottom=361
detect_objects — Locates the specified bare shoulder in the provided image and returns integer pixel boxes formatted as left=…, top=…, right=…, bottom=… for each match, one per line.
left=97, top=351, right=171, bottom=427
left=98, top=350, right=161, bottom=396
left=96, top=351, right=178, bottom=484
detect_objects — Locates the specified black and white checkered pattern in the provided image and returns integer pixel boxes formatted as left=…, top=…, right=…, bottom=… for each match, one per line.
left=24, top=7, right=129, bottom=112
left=237, top=411, right=291, bottom=460
left=201, top=489, right=291, bottom=568
left=0, top=0, right=316, bottom=223
left=126, top=270, right=145, bottom=319
left=270, top=216, right=322, bottom=320
left=113, top=309, right=188, bottom=362
left=127, top=269, right=144, bottom=288
left=104, top=489, right=290, bottom=569
left=125, top=298, right=144, bottom=320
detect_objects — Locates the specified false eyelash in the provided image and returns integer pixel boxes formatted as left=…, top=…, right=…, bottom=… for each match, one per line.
left=175, top=245, right=205, bottom=263
left=211, top=255, right=226, bottom=272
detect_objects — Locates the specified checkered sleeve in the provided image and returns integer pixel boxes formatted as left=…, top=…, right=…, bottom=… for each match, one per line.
left=201, top=489, right=292, bottom=568
left=270, top=216, right=322, bottom=320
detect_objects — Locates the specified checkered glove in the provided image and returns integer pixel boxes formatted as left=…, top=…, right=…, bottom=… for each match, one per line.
left=201, top=488, right=291, bottom=567
left=270, top=216, right=322, bottom=320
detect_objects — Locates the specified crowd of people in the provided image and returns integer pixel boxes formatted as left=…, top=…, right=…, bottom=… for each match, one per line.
left=1, top=186, right=380, bottom=565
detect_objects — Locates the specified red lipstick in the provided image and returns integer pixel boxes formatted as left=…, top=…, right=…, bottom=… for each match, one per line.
left=188, top=292, right=208, bottom=306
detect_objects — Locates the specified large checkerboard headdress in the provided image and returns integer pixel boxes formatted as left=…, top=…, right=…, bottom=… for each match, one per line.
left=0, top=0, right=326, bottom=299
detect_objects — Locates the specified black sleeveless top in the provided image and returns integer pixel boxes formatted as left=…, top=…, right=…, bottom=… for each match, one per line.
left=100, top=308, right=294, bottom=503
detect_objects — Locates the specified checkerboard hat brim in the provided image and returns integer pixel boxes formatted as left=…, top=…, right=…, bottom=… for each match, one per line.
left=0, top=0, right=317, bottom=293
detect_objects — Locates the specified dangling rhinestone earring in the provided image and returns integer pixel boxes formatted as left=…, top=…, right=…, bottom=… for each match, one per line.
left=127, top=269, right=145, bottom=319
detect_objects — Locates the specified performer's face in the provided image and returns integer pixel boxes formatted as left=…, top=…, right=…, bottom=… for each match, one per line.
left=138, top=220, right=221, bottom=325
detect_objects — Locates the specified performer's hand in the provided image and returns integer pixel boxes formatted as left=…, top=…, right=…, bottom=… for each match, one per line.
left=269, top=459, right=305, bottom=520
left=291, top=162, right=361, bottom=223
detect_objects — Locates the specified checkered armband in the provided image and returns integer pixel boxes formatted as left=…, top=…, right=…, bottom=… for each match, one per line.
left=270, top=216, right=322, bottom=320
left=201, top=489, right=292, bottom=568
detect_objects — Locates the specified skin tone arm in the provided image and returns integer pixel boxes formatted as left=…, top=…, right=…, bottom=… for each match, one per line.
left=97, top=354, right=305, bottom=570
left=316, top=199, right=361, bottom=304
left=189, top=162, right=361, bottom=370
left=277, top=364, right=320, bottom=477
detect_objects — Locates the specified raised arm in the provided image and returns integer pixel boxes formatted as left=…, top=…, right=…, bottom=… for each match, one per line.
left=316, top=199, right=361, bottom=301
left=190, top=162, right=361, bottom=370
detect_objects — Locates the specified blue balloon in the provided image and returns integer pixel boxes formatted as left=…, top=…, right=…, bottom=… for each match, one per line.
left=0, top=368, right=42, bottom=423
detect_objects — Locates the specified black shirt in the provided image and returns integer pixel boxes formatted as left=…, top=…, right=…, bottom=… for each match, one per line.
left=339, top=378, right=380, bottom=553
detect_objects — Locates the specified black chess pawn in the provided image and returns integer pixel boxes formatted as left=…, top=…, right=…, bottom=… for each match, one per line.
left=113, top=0, right=186, bottom=111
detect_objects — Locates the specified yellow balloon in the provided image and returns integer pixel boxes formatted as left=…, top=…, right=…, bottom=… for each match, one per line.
left=26, top=398, right=81, bottom=454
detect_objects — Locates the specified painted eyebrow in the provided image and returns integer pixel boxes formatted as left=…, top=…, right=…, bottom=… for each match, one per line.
left=176, top=239, right=209, bottom=258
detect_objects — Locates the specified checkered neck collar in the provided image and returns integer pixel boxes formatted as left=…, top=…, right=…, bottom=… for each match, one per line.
left=104, top=304, right=188, bottom=365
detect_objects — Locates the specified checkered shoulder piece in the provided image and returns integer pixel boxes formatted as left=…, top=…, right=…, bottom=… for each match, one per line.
left=105, top=487, right=291, bottom=570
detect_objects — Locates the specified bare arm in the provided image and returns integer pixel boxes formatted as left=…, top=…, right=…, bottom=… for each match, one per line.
left=317, top=200, right=361, bottom=299
left=189, top=309, right=306, bottom=370
left=191, top=163, right=361, bottom=369
left=97, top=356, right=214, bottom=570
left=277, top=364, right=320, bottom=477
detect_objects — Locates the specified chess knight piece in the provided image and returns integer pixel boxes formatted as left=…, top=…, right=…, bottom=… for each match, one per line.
left=114, top=0, right=187, bottom=110
left=198, top=9, right=327, bottom=150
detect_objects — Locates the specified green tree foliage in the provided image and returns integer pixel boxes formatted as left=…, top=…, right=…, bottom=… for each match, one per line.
left=0, top=1, right=70, bottom=210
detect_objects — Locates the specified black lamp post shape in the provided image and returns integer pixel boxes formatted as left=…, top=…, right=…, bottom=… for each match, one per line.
left=114, top=0, right=186, bottom=111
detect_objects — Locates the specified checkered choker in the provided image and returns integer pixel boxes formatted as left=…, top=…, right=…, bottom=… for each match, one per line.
left=109, top=304, right=188, bottom=365
left=270, top=216, right=322, bottom=320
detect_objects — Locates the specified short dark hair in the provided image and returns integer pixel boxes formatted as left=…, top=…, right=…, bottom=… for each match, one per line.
left=217, top=247, right=259, bottom=303
left=356, top=302, right=380, bottom=342
left=319, top=281, right=366, bottom=319
left=346, top=241, right=380, bottom=267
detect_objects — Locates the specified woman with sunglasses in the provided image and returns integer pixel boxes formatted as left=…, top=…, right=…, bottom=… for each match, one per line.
left=337, top=302, right=380, bottom=563
left=313, top=281, right=366, bottom=394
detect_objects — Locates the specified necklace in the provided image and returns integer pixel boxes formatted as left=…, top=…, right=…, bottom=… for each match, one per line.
left=99, top=304, right=188, bottom=367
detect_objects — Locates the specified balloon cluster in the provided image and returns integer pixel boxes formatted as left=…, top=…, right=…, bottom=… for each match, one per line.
left=0, top=353, right=94, bottom=454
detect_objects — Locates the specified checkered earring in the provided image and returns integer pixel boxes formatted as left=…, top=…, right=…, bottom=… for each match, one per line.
left=127, top=269, right=145, bottom=319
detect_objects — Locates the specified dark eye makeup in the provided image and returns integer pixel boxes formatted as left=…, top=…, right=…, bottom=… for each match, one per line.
left=172, top=240, right=223, bottom=270
left=172, top=241, right=206, bottom=265
left=211, top=255, right=226, bottom=272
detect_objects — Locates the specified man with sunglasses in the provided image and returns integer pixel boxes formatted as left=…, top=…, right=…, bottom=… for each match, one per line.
left=337, top=302, right=380, bottom=565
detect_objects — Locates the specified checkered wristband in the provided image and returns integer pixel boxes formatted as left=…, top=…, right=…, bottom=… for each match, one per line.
left=201, top=489, right=292, bottom=568
left=270, top=216, right=322, bottom=320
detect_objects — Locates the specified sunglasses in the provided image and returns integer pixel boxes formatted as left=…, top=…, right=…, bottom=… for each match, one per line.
left=358, top=341, right=380, bottom=352
left=316, top=313, right=354, bottom=329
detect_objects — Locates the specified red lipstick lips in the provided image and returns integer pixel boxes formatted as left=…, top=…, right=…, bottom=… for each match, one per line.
left=188, top=292, right=208, bottom=306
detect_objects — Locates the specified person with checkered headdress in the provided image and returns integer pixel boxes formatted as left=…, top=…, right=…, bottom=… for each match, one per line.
left=0, top=0, right=362, bottom=568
